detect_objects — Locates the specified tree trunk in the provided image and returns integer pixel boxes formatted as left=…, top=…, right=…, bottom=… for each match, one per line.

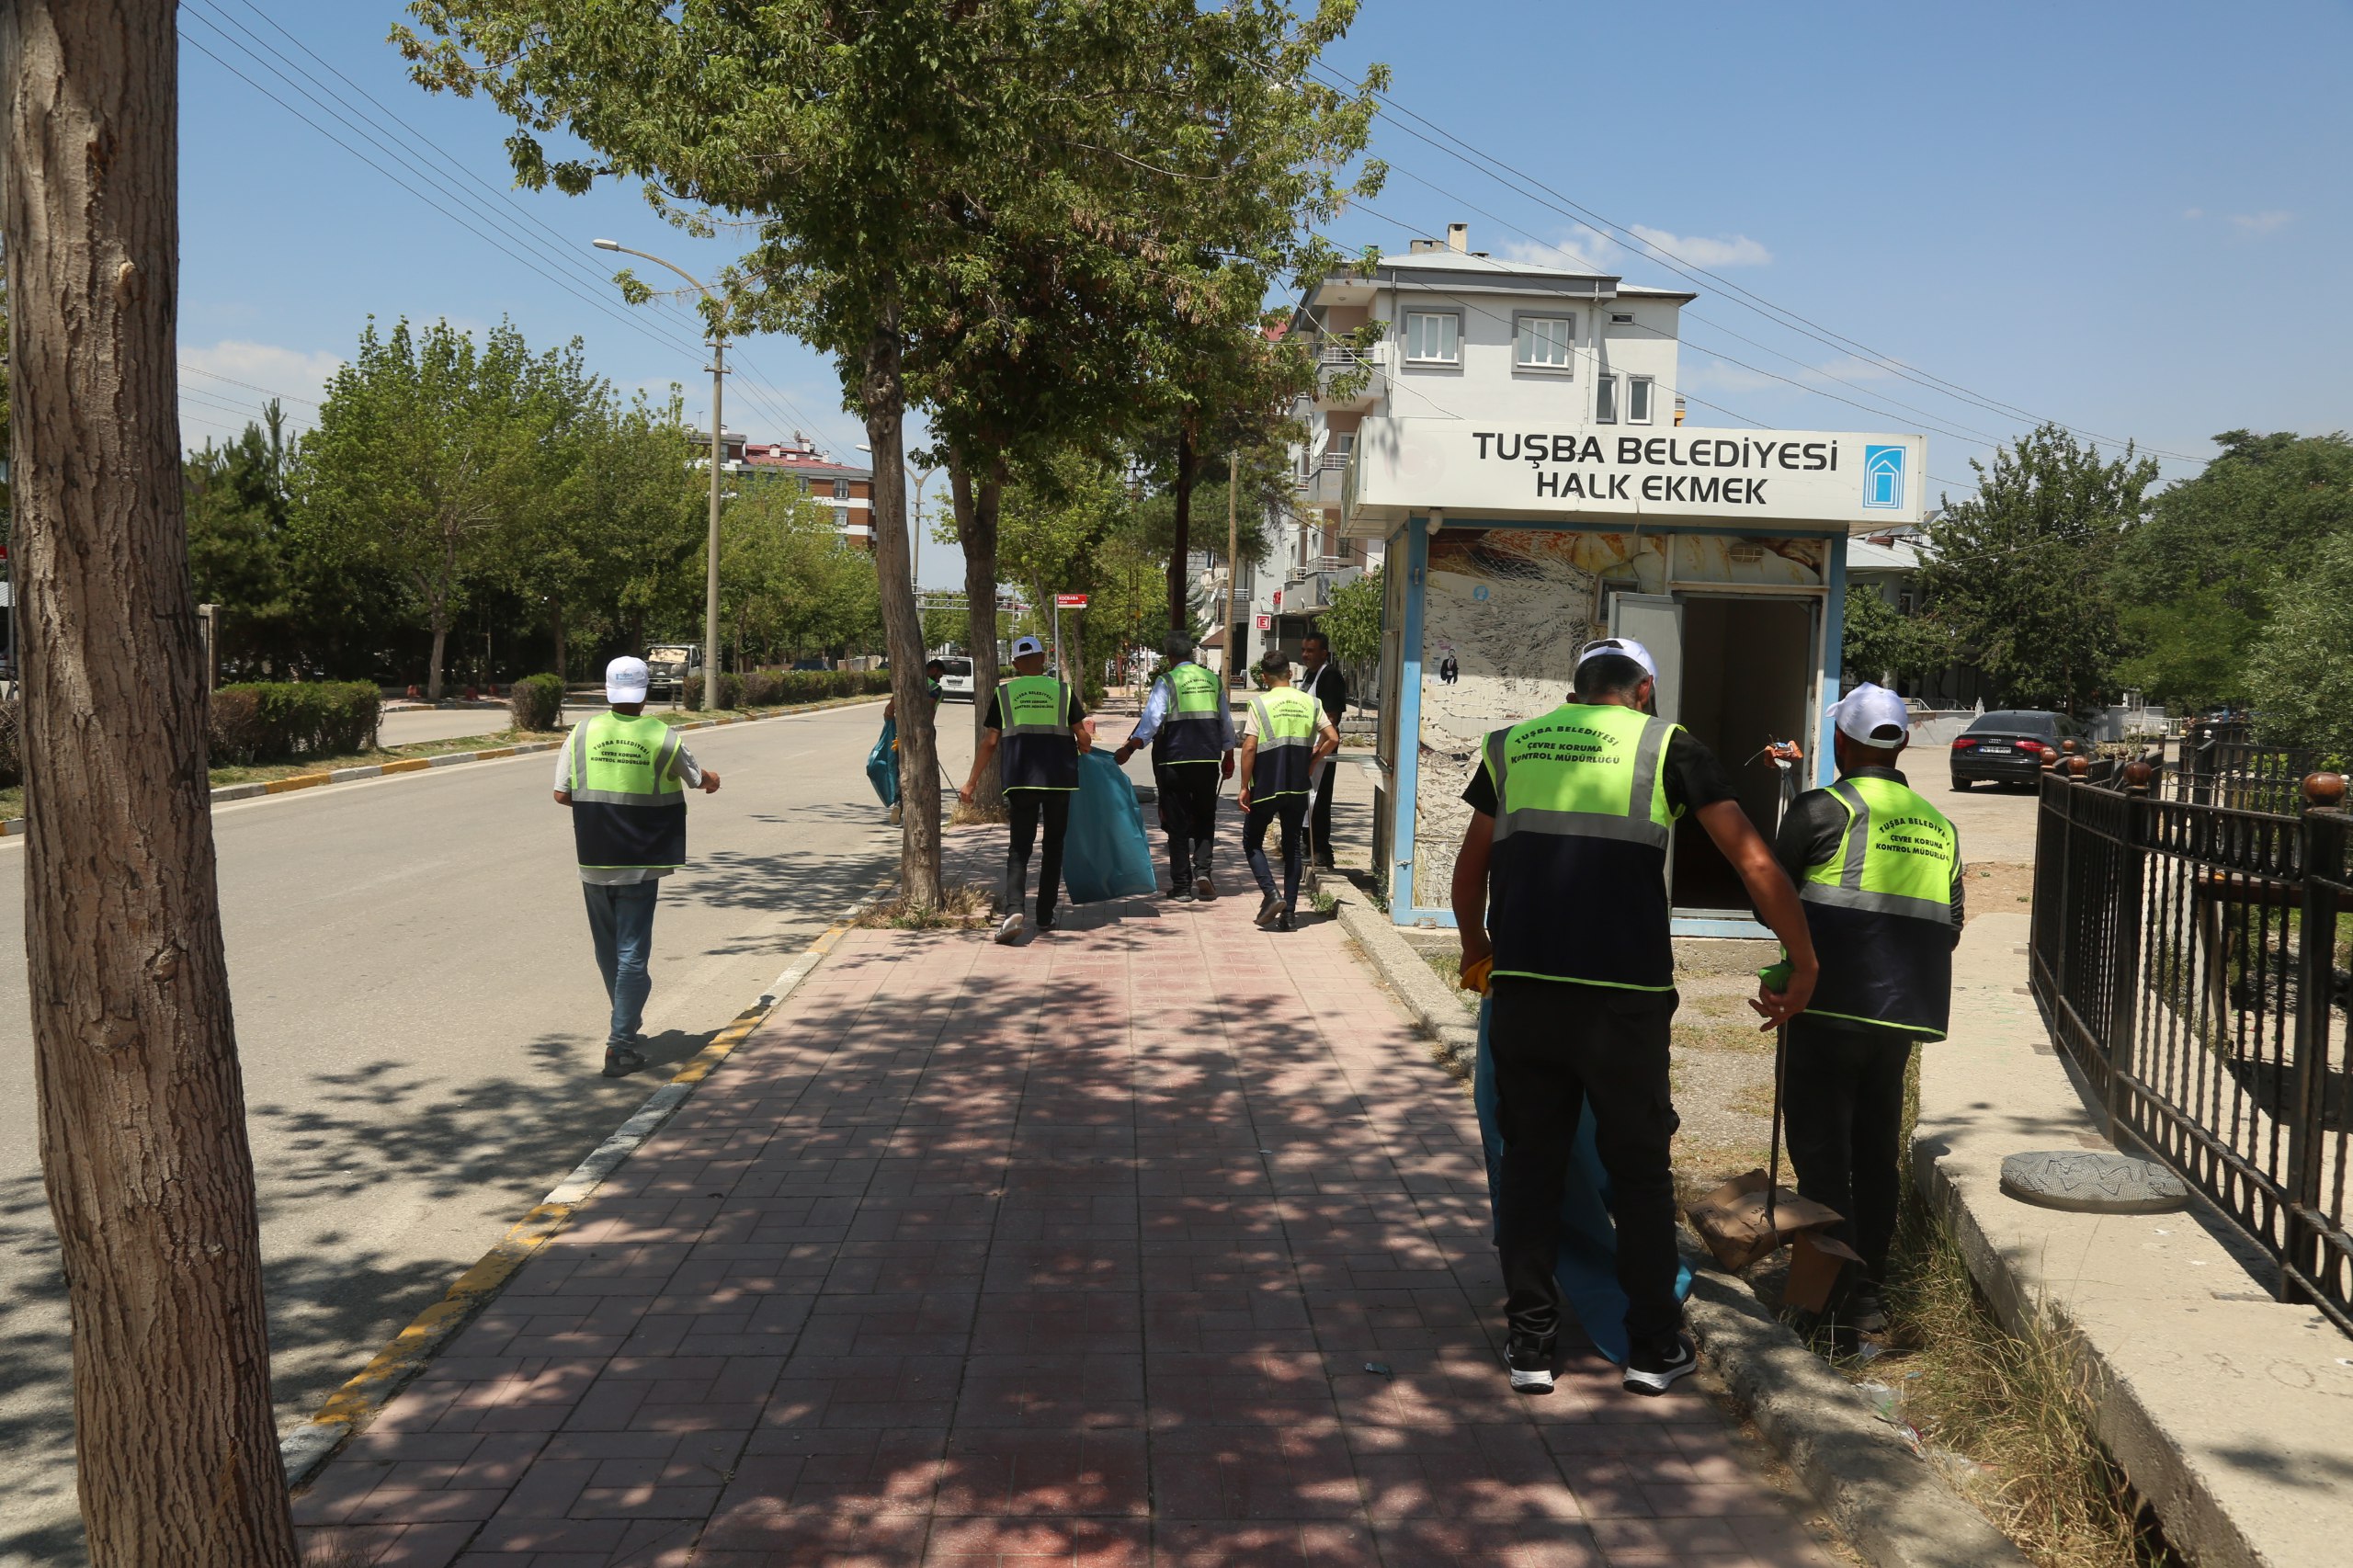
left=1168, top=422, right=1199, bottom=633
left=949, top=453, right=1006, bottom=812
left=859, top=305, right=941, bottom=906
left=1, top=5, right=299, bottom=1564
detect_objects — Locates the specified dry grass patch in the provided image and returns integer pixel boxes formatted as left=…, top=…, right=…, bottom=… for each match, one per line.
left=855, top=881, right=996, bottom=929
left=1872, top=1200, right=2172, bottom=1568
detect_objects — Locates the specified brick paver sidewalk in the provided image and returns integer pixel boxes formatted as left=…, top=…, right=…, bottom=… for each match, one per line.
left=296, top=833, right=1837, bottom=1566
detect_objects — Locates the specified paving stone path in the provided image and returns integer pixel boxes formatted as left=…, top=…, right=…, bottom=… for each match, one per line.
left=295, top=834, right=1839, bottom=1566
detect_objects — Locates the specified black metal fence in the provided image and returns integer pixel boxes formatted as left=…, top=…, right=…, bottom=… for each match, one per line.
left=2175, top=718, right=2330, bottom=814
left=2031, top=772, right=2352, bottom=1334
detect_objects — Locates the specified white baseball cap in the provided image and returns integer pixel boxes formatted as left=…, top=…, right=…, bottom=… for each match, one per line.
left=1575, top=636, right=1658, bottom=682
left=1828, top=682, right=1911, bottom=748
left=606, top=655, right=651, bottom=703
left=1011, top=635, right=1045, bottom=658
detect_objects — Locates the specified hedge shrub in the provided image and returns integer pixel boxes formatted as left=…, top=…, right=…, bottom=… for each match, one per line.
left=680, top=667, right=891, bottom=710
left=209, top=680, right=381, bottom=765
left=509, top=672, right=566, bottom=733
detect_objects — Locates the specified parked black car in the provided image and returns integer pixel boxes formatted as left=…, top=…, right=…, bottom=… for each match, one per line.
left=1949, top=710, right=2082, bottom=790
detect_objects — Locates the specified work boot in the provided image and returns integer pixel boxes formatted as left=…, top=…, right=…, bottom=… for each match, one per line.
left=1274, top=911, right=1294, bottom=932
left=1255, top=893, right=1280, bottom=928
left=601, top=1042, right=649, bottom=1079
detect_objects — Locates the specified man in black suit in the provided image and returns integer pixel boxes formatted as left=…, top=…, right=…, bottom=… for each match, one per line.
left=1299, top=631, right=1348, bottom=868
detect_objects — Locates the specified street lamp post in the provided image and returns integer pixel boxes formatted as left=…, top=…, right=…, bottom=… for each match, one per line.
left=596, top=239, right=726, bottom=710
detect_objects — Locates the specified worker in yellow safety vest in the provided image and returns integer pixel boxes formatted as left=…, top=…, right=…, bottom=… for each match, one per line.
left=1114, top=631, right=1234, bottom=900
left=1774, top=682, right=1962, bottom=1333
left=1449, top=637, right=1817, bottom=1400
left=961, top=634, right=1096, bottom=942
left=1234, top=650, right=1339, bottom=931
left=553, top=655, right=723, bottom=1078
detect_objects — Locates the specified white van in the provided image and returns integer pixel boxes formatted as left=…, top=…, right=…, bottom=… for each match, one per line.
left=937, top=656, right=975, bottom=702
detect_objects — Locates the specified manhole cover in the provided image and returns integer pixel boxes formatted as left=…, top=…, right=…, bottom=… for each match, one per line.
left=2000, top=1151, right=2189, bottom=1213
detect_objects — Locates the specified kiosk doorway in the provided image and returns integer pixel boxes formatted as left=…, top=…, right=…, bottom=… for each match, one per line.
left=1665, top=596, right=1817, bottom=916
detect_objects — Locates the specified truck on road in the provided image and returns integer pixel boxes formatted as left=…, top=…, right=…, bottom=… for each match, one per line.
left=645, top=642, right=702, bottom=701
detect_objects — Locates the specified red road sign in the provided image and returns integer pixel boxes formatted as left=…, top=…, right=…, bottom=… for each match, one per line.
left=1053, top=593, right=1088, bottom=608
left=1255, top=614, right=1272, bottom=631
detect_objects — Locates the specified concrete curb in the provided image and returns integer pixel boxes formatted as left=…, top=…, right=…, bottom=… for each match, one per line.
left=278, top=869, right=900, bottom=1489
left=1, top=695, right=886, bottom=836
left=1321, top=873, right=2027, bottom=1568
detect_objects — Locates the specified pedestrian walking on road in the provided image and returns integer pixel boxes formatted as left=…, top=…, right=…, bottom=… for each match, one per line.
left=1449, top=636, right=1817, bottom=1398
left=1113, top=631, right=1233, bottom=901
left=554, top=655, right=722, bottom=1078
left=1298, top=631, right=1349, bottom=868
left=880, top=658, right=949, bottom=825
left=1775, top=682, right=1962, bottom=1332
left=1237, top=651, right=1339, bottom=932
left=961, top=634, right=1095, bottom=942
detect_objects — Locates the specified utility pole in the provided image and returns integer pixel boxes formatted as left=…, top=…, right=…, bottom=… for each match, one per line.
left=704, top=341, right=726, bottom=706
left=1223, top=451, right=1241, bottom=687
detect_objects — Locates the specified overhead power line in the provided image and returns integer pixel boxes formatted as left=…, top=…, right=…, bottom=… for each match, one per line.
left=182, top=2, right=852, bottom=451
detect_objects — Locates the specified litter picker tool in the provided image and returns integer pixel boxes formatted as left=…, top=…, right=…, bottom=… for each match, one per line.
left=1684, top=960, right=1845, bottom=1272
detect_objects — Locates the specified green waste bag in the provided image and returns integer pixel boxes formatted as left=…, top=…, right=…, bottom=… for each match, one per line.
left=1063, top=752, right=1157, bottom=903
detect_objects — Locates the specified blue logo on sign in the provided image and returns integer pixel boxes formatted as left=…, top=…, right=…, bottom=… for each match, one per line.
left=1862, top=445, right=1905, bottom=510
left=1472, top=585, right=1490, bottom=602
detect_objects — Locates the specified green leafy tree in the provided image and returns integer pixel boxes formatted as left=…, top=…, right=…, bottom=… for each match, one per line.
left=1320, top=563, right=1381, bottom=669
left=483, top=338, right=619, bottom=682
left=1838, top=584, right=1953, bottom=687
left=2111, top=429, right=2353, bottom=711
left=2241, top=533, right=2353, bottom=758
left=183, top=403, right=294, bottom=674
left=1918, top=424, right=2157, bottom=714
left=291, top=317, right=556, bottom=698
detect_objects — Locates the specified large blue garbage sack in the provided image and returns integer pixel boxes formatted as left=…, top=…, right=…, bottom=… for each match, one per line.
left=1472, top=994, right=1694, bottom=1365
left=865, top=716, right=898, bottom=807
left=1062, top=751, right=1158, bottom=904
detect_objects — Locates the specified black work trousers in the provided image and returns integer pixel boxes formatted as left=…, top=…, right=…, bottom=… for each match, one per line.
left=1490, top=976, right=1683, bottom=1346
left=1781, top=1015, right=1915, bottom=1283
left=1243, top=794, right=1308, bottom=914
left=1154, top=764, right=1222, bottom=886
left=1005, top=790, right=1071, bottom=922
left=1309, top=759, right=1336, bottom=865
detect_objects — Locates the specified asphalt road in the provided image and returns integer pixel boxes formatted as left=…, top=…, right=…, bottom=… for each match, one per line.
left=0, top=698, right=975, bottom=1566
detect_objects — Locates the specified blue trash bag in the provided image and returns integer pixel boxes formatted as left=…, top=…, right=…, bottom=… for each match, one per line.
left=865, top=715, right=898, bottom=807
left=1062, top=752, right=1158, bottom=904
left=1472, top=994, right=1695, bottom=1365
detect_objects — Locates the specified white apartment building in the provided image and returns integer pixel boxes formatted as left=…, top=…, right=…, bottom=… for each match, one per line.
left=1287, top=223, right=1927, bottom=935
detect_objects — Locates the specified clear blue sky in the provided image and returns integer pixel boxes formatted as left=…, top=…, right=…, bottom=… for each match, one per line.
left=176, top=1, right=2351, bottom=579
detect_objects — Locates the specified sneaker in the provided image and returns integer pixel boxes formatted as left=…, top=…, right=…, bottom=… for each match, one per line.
left=1274, top=911, right=1295, bottom=932
left=1170, top=885, right=1198, bottom=903
left=1622, top=1332, right=1697, bottom=1396
left=1255, top=894, right=1280, bottom=928
left=601, top=1042, right=648, bottom=1079
left=1506, top=1334, right=1555, bottom=1394
left=1035, top=909, right=1057, bottom=934
left=995, top=912, right=1027, bottom=944
left=886, top=802, right=903, bottom=825
left=1195, top=872, right=1216, bottom=900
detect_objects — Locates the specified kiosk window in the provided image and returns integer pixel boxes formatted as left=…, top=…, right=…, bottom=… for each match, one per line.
left=1595, top=374, right=1619, bottom=424
left=1515, top=316, right=1573, bottom=369
left=1404, top=312, right=1460, bottom=364
left=1628, top=376, right=1654, bottom=424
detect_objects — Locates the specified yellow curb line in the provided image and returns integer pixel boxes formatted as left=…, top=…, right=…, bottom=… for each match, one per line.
left=378, top=757, right=433, bottom=775
left=262, top=771, right=334, bottom=794
left=278, top=871, right=900, bottom=1489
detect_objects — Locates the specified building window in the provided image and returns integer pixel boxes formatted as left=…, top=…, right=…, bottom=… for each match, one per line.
left=1403, top=311, right=1459, bottom=364
left=1627, top=376, right=1654, bottom=424
left=833, top=478, right=850, bottom=500
left=1595, top=374, right=1618, bottom=424
left=1515, top=315, right=1573, bottom=369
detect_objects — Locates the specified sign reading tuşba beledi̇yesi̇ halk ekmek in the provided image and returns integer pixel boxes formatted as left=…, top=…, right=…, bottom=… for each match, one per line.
left=1343, top=418, right=1928, bottom=528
